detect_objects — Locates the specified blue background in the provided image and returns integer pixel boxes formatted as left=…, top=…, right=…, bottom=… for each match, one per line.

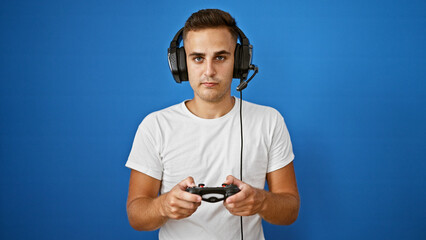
left=1, top=0, right=425, bottom=239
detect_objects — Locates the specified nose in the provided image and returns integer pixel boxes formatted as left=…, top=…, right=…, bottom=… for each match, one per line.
left=204, top=59, right=216, bottom=77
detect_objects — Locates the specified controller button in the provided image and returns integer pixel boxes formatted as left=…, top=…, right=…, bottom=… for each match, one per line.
left=199, top=184, right=205, bottom=187
left=222, top=184, right=227, bottom=187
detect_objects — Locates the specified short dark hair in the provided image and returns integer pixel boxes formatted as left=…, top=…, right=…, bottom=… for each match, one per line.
left=183, top=9, right=239, bottom=42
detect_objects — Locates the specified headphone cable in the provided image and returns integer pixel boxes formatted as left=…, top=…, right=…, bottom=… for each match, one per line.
left=239, top=88, right=244, bottom=240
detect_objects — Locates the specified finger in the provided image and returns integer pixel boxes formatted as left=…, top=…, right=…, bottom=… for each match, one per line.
left=178, top=176, right=196, bottom=190
left=176, top=189, right=202, bottom=203
left=225, top=175, right=244, bottom=189
left=223, top=202, right=243, bottom=215
left=224, top=175, right=236, bottom=185
left=224, top=198, right=244, bottom=209
left=225, top=188, right=247, bottom=204
left=224, top=200, right=257, bottom=217
left=226, top=208, right=251, bottom=217
left=168, top=207, right=199, bottom=219
left=223, top=175, right=233, bottom=185
left=170, top=197, right=201, bottom=210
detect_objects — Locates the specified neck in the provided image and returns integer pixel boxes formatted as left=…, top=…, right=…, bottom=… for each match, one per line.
left=185, top=95, right=235, bottom=119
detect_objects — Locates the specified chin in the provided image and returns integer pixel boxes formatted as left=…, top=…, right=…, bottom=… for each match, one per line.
left=194, top=86, right=231, bottom=103
left=202, top=95, right=230, bottom=103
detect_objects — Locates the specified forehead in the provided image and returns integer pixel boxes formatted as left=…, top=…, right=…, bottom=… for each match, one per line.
left=183, top=27, right=237, bottom=53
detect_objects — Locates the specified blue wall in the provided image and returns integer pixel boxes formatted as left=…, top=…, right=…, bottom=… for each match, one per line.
left=1, top=0, right=425, bottom=239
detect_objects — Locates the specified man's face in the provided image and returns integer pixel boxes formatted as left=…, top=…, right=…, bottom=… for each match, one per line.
left=184, top=27, right=236, bottom=103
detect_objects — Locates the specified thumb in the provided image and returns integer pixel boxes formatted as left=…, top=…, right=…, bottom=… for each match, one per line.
left=224, top=175, right=242, bottom=187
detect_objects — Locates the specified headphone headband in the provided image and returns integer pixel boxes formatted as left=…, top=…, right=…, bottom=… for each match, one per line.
left=169, top=27, right=249, bottom=50
left=170, top=28, right=184, bottom=48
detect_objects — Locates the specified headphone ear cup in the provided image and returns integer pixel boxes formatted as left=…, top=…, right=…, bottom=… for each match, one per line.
left=233, top=43, right=242, bottom=79
left=177, top=47, right=188, bottom=82
left=168, top=46, right=180, bottom=83
left=241, top=44, right=252, bottom=79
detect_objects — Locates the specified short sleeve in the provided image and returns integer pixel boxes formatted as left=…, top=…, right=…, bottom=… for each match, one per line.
left=267, top=110, right=295, bottom=173
left=125, top=114, right=163, bottom=180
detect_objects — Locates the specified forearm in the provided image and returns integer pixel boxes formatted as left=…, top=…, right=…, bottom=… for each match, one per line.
left=127, top=194, right=168, bottom=231
left=258, top=190, right=300, bottom=225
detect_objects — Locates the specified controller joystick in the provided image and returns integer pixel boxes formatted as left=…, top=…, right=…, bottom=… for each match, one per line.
left=186, top=184, right=240, bottom=203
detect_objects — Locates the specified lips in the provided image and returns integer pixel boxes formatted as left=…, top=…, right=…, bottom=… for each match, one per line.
left=202, top=82, right=218, bottom=87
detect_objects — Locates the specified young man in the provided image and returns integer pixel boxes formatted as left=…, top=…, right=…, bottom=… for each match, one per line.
left=126, top=9, right=300, bottom=239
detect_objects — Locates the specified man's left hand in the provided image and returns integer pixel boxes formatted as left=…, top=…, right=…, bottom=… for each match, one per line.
left=223, top=175, right=266, bottom=216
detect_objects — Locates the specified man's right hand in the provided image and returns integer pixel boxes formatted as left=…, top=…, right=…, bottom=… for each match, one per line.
left=159, top=177, right=202, bottom=220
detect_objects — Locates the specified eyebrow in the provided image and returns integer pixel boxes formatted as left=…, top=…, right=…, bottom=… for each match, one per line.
left=188, top=50, right=231, bottom=57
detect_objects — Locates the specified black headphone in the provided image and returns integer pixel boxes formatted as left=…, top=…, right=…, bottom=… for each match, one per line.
left=167, top=26, right=254, bottom=84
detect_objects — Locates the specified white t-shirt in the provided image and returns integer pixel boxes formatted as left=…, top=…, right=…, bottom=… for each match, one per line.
left=126, top=98, right=294, bottom=240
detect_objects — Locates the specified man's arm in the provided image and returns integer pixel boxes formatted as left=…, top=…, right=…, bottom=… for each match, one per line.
left=223, top=162, right=300, bottom=225
left=126, top=170, right=202, bottom=231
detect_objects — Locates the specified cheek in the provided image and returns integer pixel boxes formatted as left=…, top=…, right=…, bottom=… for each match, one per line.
left=186, top=63, right=200, bottom=81
left=189, top=80, right=198, bottom=91
left=223, top=62, right=235, bottom=79
left=226, top=58, right=235, bottom=74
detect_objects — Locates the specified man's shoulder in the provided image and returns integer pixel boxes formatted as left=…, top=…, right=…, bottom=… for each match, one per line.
left=142, top=101, right=186, bottom=123
left=145, top=103, right=182, bottom=119
left=242, top=99, right=282, bottom=118
left=150, top=101, right=183, bottom=115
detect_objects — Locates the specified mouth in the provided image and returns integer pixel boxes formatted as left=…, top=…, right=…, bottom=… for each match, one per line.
left=201, top=82, right=218, bottom=88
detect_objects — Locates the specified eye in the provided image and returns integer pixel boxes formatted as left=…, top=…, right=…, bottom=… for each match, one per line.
left=216, top=56, right=225, bottom=61
left=194, top=57, right=203, bottom=62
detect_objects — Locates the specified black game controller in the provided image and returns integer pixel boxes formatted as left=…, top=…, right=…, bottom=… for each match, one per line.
left=186, top=184, right=240, bottom=203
